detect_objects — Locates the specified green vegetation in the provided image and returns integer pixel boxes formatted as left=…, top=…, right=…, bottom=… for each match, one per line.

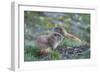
left=24, top=11, right=90, bottom=61
left=24, top=46, right=62, bottom=61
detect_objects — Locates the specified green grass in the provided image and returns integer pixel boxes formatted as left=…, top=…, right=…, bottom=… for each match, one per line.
left=24, top=46, right=40, bottom=61
left=24, top=39, right=90, bottom=61
left=50, top=50, right=61, bottom=60
left=59, top=38, right=82, bottom=47
left=24, top=46, right=62, bottom=61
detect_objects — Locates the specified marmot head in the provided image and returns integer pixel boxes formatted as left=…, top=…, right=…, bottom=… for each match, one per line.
left=54, top=27, right=66, bottom=36
left=50, top=32, right=63, bottom=42
left=48, top=32, right=64, bottom=49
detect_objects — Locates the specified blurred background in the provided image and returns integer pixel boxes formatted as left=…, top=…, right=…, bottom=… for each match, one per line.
left=24, top=11, right=90, bottom=61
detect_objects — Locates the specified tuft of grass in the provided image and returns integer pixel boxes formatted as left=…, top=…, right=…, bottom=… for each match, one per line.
left=50, top=50, right=61, bottom=60
left=24, top=45, right=62, bottom=61
left=59, top=38, right=82, bottom=47
left=24, top=46, right=41, bottom=61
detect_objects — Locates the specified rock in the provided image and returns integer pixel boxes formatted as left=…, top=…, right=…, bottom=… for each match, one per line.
left=55, top=45, right=90, bottom=59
